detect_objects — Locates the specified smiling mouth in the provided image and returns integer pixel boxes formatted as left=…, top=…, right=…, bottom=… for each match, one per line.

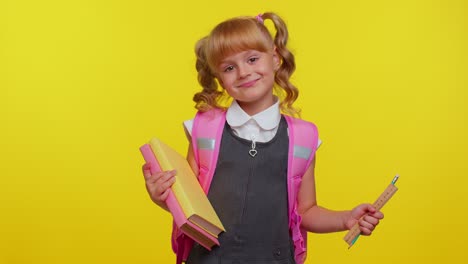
left=238, top=78, right=260, bottom=88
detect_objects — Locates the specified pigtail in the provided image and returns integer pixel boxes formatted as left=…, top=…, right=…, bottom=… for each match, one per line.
left=261, top=12, right=301, bottom=117
left=193, top=37, right=225, bottom=112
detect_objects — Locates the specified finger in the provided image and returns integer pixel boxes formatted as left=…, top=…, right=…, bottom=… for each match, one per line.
left=159, top=188, right=172, bottom=201
left=142, top=163, right=152, bottom=180
left=370, top=211, right=384, bottom=219
left=359, top=219, right=375, bottom=230
left=362, top=215, right=380, bottom=226
left=145, top=173, right=164, bottom=188
left=365, top=204, right=376, bottom=214
left=157, top=176, right=176, bottom=195
left=153, top=186, right=171, bottom=204
left=148, top=170, right=172, bottom=185
left=142, top=163, right=151, bottom=171
left=146, top=172, right=161, bottom=184
left=359, top=219, right=375, bottom=234
left=359, top=226, right=373, bottom=236
left=156, top=170, right=176, bottom=185
left=351, top=203, right=369, bottom=217
left=145, top=171, right=172, bottom=197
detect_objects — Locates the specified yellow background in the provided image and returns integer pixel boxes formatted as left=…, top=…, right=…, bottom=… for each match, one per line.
left=1, top=0, right=467, bottom=263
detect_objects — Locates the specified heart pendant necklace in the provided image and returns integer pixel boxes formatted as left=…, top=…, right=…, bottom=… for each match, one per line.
left=249, top=136, right=257, bottom=157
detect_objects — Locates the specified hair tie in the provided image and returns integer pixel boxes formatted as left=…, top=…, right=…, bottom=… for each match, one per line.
left=256, top=13, right=264, bottom=24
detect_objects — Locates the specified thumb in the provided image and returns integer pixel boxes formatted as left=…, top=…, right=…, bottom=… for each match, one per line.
left=142, top=163, right=152, bottom=179
left=352, top=203, right=375, bottom=219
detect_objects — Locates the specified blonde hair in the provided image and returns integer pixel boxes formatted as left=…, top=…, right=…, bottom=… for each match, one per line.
left=193, top=12, right=300, bottom=116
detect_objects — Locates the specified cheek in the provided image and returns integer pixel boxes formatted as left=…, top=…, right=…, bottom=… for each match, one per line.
left=219, top=75, right=234, bottom=88
left=260, top=63, right=275, bottom=75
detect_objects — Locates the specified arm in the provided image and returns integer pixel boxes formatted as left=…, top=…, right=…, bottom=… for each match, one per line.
left=186, top=142, right=199, bottom=178
left=184, top=119, right=200, bottom=177
left=298, top=157, right=384, bottom=235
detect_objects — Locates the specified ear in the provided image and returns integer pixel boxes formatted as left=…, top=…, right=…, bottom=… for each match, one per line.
left=272, top=47, right=281, bottom=71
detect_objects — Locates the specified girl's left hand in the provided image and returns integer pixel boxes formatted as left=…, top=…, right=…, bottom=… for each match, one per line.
left=345, top=204, right=384, bottom=236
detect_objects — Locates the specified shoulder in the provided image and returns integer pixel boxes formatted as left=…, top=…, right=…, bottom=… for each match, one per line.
left=284, top=115, right=317, bottom=129
left=283, top=115, right=322, bottom=149
left=183, top=109, right=227, bottom=139
left=284, top=115, right=318, bottom=136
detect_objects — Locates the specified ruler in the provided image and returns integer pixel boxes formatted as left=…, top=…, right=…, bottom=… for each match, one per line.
left=343, top=175, right=399, bottom=248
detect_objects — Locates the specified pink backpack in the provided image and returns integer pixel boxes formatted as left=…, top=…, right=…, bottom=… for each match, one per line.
left=172, top=109, right=318, bottom=264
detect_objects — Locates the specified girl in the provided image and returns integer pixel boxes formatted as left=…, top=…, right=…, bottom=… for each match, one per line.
left=143, top=12, right=384, bottom=264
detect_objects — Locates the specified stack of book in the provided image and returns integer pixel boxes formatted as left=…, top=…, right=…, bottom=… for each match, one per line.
left=140, top=138, right=225, bottom=250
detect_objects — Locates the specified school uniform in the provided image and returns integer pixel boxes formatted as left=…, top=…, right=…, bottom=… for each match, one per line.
left=183, top=100, right=320, bottom=264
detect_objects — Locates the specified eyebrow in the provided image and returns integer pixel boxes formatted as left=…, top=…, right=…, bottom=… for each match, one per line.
left=219, top=50, right=261, bottom=65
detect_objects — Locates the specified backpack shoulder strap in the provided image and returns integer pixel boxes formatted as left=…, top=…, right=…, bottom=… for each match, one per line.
left=284, top=115, right=319, bottom=216
left=191, top=108, right=227, bottom=193
left=284, top=115, right=318, bottom=264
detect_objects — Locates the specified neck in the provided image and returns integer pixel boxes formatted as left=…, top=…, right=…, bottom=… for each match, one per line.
left=237, top=96, right=276, bottom=116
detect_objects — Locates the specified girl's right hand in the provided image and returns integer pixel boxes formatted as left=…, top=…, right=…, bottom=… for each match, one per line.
left=142, top=163, right=176, bottom=211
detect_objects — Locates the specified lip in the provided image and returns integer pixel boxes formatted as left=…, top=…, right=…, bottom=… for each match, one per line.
left=238, top=78, right=260, bottom=88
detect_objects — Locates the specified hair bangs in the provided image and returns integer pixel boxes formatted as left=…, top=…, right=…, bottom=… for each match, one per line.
left=206, top=18, right=273, bottom=70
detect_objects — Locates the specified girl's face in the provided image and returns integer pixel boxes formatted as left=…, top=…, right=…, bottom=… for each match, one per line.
left=215, top=49, right=279, bottom=115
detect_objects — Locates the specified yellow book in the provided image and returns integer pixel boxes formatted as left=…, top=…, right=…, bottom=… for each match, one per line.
left=148, top=138, right=225, bottom=237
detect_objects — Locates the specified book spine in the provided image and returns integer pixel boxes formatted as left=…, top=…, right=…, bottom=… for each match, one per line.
left=139, top=144, right=162, bottom=172
left=166, top=191, right=187, bottom=226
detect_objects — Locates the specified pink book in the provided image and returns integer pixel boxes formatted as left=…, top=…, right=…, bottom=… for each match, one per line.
left=140, top=144, right=220, bottom=250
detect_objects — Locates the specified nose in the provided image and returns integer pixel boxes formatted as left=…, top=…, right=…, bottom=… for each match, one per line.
left=237, top=64, right=251, bottom=79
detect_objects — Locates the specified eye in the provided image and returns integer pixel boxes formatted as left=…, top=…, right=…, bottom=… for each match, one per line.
left=248, top=57, right=259, bottom=63
left=223, top=65, right=235, bottom=72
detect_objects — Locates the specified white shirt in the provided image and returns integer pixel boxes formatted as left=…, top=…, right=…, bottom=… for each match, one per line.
left=184, top=100, right=321, bottom=147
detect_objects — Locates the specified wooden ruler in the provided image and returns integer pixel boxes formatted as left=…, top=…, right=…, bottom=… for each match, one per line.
left=343, top=175, right=399, bottom=248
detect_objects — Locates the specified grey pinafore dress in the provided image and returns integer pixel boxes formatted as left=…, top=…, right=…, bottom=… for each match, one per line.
left=186, top=117, right=296, bottom=264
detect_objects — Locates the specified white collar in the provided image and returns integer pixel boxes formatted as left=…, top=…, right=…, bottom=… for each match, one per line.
left=226, top=99, right=281, bottom=130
